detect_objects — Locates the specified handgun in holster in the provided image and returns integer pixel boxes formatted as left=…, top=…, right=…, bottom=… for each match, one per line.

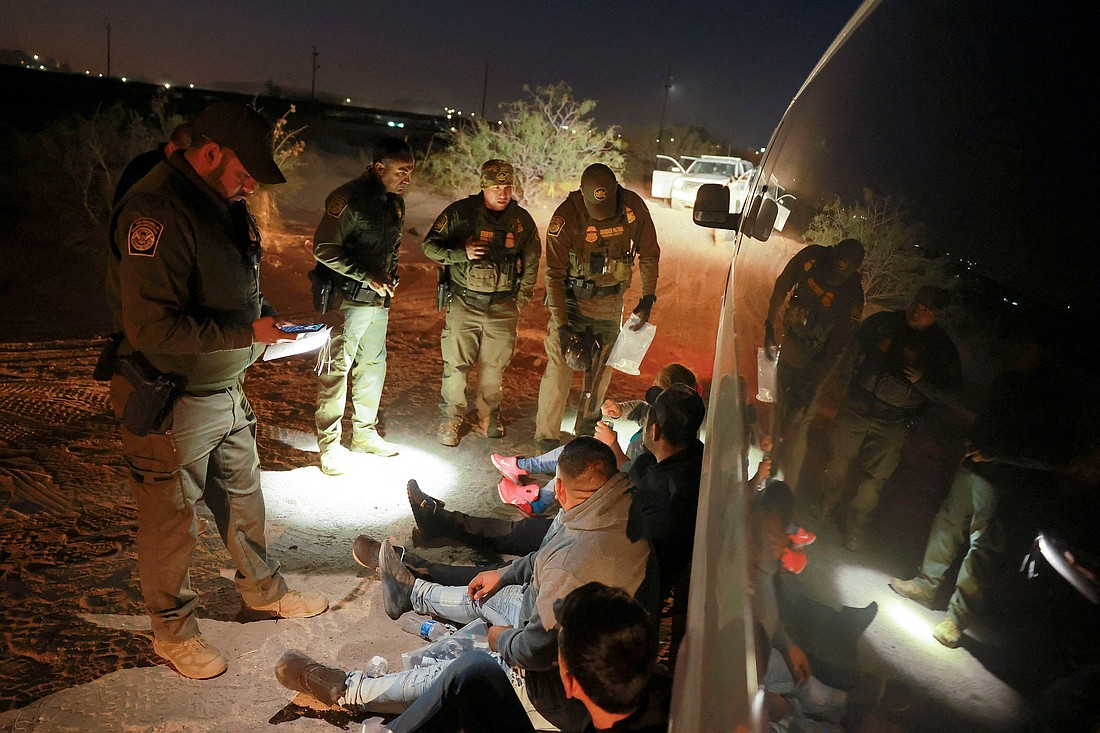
left=116, top=355, right=180, bottom=437
left=308, top=266, right=335, bottom=314
left=93, top=332, right=124, bottom=382
left=437, top=267, right=451, bottom=311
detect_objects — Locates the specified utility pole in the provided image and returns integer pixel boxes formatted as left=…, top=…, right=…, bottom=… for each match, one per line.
left=657, top=63, right=672, bottom=154
left=106, top=23, right=111, bottom=78
left=480, top=63, right=489, bottom=119
left=311, top=47, right=320, bottom=100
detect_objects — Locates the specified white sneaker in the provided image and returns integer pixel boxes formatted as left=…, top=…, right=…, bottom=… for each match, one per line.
left=352, top=431, right=400, bottom=457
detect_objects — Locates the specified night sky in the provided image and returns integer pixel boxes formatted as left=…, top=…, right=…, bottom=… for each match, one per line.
left=1, top=0, right=862, bottom=149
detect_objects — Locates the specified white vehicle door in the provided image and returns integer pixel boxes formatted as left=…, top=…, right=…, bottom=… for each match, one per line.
left=650, top=154, right=685, bottom=199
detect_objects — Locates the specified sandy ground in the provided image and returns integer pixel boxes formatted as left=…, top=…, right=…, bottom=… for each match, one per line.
left=0, top=150, right=1068, bottom=732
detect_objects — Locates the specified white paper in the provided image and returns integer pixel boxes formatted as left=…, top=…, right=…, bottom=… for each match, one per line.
left=262, top=327, right=331, bottom=361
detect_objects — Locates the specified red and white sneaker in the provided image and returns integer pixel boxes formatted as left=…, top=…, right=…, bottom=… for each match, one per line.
left=491, top=454, right=529, bottom=484
left=789, top=526, right=816, bottom=550
left=780, top=548, right=808, bottom=574
left=497, top=476, right=539, bottom=505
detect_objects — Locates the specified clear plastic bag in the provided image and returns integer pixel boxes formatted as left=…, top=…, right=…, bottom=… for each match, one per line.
left=606, top=315, right=657, bottom=376
left=756, top=346, right=777, bottom=403
left=401, top=618, right=489, bottom=670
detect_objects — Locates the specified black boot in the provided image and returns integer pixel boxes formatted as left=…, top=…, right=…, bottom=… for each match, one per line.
left=407, top=479, right=451, bottom=540
left=275, top=650, right=347, bottom=706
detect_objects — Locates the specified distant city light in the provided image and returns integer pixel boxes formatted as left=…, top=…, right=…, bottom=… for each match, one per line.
left=345, top=97, right=351, bottom=103
left=163, top=83, right=170, bottom=89
left=84, top=70, right=89, bottom=75
left=188, top=83, right=194, bottom=89
left=121, top=77, right=127, bottom=82
left=33, top=54, right=39, bottom=60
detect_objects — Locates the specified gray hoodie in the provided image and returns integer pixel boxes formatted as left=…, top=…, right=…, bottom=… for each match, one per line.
left=495, top=471, right=654, bottom=671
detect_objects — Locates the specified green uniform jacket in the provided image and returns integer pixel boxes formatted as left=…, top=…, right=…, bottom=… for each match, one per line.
left=314, top=172, right=404, bottom=292
left=544, top=187, right=660, bottom=324
left=422, top=194, right=541, bottom=309
left=107, top=154, right=272, bottom=392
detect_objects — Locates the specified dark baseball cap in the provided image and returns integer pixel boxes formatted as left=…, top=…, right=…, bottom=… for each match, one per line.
left=580, top=163, right=619, bottom=220
left=192, top=101, right=286, bottom=185
left=913, top=285, right=951, bottom=316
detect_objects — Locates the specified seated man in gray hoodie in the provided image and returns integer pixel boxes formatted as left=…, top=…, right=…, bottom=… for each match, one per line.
left=275, top=437, right=655, bottom=731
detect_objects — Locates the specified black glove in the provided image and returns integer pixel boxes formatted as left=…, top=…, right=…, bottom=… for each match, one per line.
left=631, top=295, right=657, bottom=331
left=764, top=319, right=777, bottom=360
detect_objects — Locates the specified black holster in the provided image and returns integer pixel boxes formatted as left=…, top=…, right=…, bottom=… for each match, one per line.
left=117, top=355, right=179, bottom=436
left=308, top=267, right=334, bottom=314
left=93, top=332, right=124, bottom=382
left=437, top=267, right=450, bottom=311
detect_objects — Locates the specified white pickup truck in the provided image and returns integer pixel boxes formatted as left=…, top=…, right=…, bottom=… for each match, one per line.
left=650, top=154, right=755, bottom=213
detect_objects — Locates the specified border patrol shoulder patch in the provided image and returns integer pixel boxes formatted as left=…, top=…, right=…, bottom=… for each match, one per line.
left=128, top=218, right=164, bottom=257
left=431, top=213, right=448, bottom=233
left=548, top=216, right=565, bottom=237
left=326, top=196, right=349, bottom=218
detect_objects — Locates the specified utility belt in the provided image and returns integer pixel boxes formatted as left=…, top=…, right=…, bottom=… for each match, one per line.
left=341, top=279, right=388, bottom=306
left=566, top=278, right=626, bottom=300
left=450, top=283, right=515, bottom=310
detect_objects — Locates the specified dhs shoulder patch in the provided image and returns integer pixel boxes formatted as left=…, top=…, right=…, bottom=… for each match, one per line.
left=127, top=218, right=164, bottom=257
left=548, top=215, right=565, bottom=238
left=326, top=195, right=349, bottom=218
left=431, top=212, right=448, bottom=233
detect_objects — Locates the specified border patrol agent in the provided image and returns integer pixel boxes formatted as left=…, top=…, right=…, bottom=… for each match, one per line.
left=423, top=159, right=541, bottom=446
left=764, top=239, right=865, bottom=491
left=534, top=164, right=660, bottom=452
left=107, top=100, right=328, bottom=680
left=818, top=286, right=962, bottom=550
left=312, top=137, right=415, bottom=475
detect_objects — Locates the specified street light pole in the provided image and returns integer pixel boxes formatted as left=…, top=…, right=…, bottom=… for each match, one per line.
left=657, top=63, right=672, bottom=154
left=311, top=47, right=320, bottom=100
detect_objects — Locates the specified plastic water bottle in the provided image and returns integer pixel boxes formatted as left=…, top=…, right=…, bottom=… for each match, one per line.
left=400, top=614, right=453, bottom=641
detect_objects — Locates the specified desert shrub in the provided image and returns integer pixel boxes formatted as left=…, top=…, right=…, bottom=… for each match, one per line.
left=249, top=104, right=307, bottom=234
left=804, top=188, right=948, bottom=306
left=423, top=82, right=623, bottom=206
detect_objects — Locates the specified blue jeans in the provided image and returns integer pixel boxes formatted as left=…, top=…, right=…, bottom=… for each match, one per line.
left=762, top=648, right=847, bottom=722
left=412, top=579, right=525, bottom=628
left=518, top=446, right=563, bottom=475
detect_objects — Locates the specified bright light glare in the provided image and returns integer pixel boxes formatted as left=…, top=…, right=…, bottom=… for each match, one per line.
left=885, top=601, right=937, bottom=641
left=260, top=444, right=460, bottom=531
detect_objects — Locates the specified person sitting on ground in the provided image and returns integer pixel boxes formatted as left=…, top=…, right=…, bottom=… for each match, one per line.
left=283, top=437, right=655, bottom=730
left=750, top=479, right=881, bottom=729
left=356, top=386, right=707, bottom=604
left=495, top=363, right=699, bottom=516
left=278, top=582, right=669, bottom=733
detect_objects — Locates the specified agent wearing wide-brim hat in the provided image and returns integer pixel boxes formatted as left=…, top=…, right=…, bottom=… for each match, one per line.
left=107, top=99, right=328, bottom=681
left=422, top=159, right=541, bottom=447
left=534, top=163, right=661, bottom=452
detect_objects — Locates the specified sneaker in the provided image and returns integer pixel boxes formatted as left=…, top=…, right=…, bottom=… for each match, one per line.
left=789, top=526, right=816, bottom=549
left=250, top=589, right=329, bottom=618
left=379, top=538, right=415, bottom=620
left=779, top=547, right=808, bottom=574
left=275, top=650, right=347, bottom=706
left=153, top=635, right=227, bottom=680
left=352, top=431, right=399, bottom=457
left=497, top=476, right=539, bottom=505
left=437, top=418, right=461, bottom=447
left=475, top=415, right=505, bottom=439
left=932, top=616, right=963, bottom=648
left=888, top=577, right=935, bottom=608
left=319, top=445, right=354, bottom=476
left=512, top=500, right=537, bottom=519
left=491, top=454, right=529, bottom=484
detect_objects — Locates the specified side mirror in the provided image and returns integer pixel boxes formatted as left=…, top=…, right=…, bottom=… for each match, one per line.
left=692, top=183, right=741, bottom=230
left=743, top=194, right=779, bottom=241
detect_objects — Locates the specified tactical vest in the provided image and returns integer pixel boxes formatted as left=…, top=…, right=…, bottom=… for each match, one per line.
left=783, top=256, right=845, bottom=354
left=454, top=196, right=523, bottom=295
left=339, top=183, right=403, bottom=304
left=566, top=191, right=637, bottom=289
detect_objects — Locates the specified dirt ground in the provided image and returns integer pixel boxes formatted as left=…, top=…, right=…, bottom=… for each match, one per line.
left=0, top=149, right=1080, bottom=733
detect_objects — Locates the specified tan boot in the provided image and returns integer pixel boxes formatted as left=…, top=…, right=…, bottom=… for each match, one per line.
left=352, top=430, right=400, bottom=457
left=153, top=635, right=227, bottom=679
left=437, top=418, right=461, bottom=447
left=250, top=589, right=329, bottom=618
left=275, top=650, right=347, bottom=706
left=932, top=616, right=963, bottom=648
